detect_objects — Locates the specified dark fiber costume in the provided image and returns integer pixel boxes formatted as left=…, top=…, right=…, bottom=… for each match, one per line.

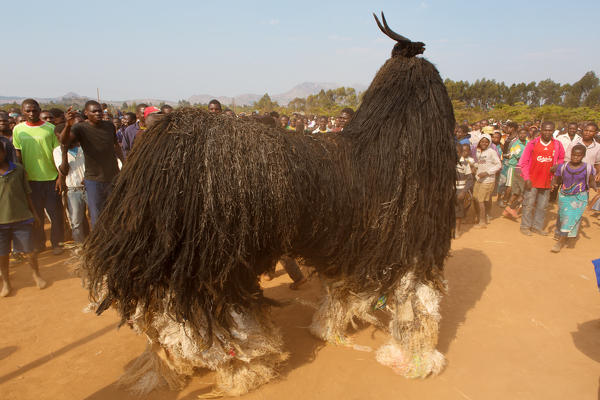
left=81, top=13, right=456, bottom=396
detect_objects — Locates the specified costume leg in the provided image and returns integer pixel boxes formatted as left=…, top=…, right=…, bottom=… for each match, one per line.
left=119, top=304, right=287, bottom=397
left=309, top=278, right=380, bottom=344
left=375, top=272, right=446, bottom=378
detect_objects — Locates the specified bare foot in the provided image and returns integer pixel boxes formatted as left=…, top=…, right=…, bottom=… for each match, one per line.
left=33, top=275, right=47, bottom=290
left=289, top=277, right=308, bottom=290
left=1, top=282, right=11, bottom=297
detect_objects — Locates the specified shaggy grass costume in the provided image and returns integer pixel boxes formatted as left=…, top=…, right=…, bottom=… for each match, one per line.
left=81, top=13, right=456, bottom=396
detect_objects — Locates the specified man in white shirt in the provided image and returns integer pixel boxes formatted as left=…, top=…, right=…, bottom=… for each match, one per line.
left=53, top=141, right=87, bottom=243
left=565, top=122, right=600, bottom=176
left=556, top=122, right=581, bottom=152
left=468, top=121, right=482, bottom=146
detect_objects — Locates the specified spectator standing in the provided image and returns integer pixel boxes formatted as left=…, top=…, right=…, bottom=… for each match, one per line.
left=565, top=122, right=600, bottom=176
left=455, top=144, right=475, bottom=237
left=456, top=124, right=471, bottom=145
left=134, top=107, right=161, bottom=145
left=12, top=99, right=64, bottom=254
left=112, top=117, right=121, bottom=133
left=0, top=141, right=46, bottom=296
left=557, top=122, right=581, bottom=152
left=0, top=112, right=16, bottom=163
left=518, top=122, right=565, bottom=236
left=53, top=139, right=87, bottom=244
left=160, top=104, right=174, bottom=114
left=295, top=118, right=306, bottom=133
left=208, top=99, right=222, bottom=114
left=117, top=112, right=136, bottom=144
left=469, top=121, right=482, bottom=146
left=39, top=110, right=54, bottom=124
left=312, top=116, right=331, bottom=134
left=551, top=144, right=597, bottom=252
left=332, top=108, right=354, bottom=133
left=503, top=128, right=529, bottom=219
left=498, top=122, right=519, bottom=205
left=279, top=115, right=290, bottom=129
left=121, top=103, right=147, bottom=159
left=59, top=101, right=124, bottom=227
left=472, top=133, right=501, bottom=228
left=49, top=108, right=66, bottom=126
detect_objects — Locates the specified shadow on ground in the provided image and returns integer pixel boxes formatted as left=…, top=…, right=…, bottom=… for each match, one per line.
left=438, top=248, right=492, bottom=354
left=82, top=250, right=491, bottom=398
left=0, top=324, right=116, bottom=385
left=571, top=319, right=600, bottom=364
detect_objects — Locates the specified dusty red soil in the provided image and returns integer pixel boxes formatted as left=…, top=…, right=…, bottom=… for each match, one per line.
left=1, top=206, right=600, bottom=399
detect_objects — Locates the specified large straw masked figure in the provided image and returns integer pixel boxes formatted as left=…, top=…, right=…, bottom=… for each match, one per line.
left=81, top=12, right=456, bottom=397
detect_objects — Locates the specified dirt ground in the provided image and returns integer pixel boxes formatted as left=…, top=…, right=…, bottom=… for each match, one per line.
left=1, top=206, right=600, bottom=400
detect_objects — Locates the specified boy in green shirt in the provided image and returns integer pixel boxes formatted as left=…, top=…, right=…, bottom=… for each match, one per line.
left=0, top=141, right=46, bottom=297
left=12, top=99, right=64, bottom=254
left=503, top=128, right=529, bottom=219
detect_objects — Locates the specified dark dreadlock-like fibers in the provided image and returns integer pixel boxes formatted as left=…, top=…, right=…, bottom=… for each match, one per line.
left=340, top=55, right=456, bottom=290
left=82, top=40, right=455, bottom=342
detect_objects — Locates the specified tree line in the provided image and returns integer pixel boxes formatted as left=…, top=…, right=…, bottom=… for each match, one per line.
left=2, top=71, right=598, bottom=123
left=445, top=71, right=600, bottom=109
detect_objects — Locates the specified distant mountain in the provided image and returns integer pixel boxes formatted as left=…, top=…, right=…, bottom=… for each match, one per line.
left=1, top=82, right=369, bottom=108
left=187, top=82, right=367, bottom=107
left=110, top=98, right=175, bottom=107
left=187, top=93, right=263, bottom=107
left=272, top=82, right=341, bottom=104
left=0, top=92, right=91, bottom=105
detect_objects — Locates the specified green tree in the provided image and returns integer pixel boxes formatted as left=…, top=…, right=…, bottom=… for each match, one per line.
left=564, top=71, right=599, bottom=107
left=582, top=86, right=600, bottom=107
left=537, top=79, right=562, bottom=105
left=254, top=93, right=278, bottom=112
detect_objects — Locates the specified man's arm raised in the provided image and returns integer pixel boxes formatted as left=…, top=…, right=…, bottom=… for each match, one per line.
left=59, top=106, right=78, bottom=145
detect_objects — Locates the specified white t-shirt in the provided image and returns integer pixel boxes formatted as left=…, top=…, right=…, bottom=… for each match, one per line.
left=469, top=130, right=482, bottom=146
left=556, top=133, right=580, bottom=154
left=565, top=137, right=600, bottom=166
left=475, top=148, right=501, bottom=184
left=53, top=146, right=85, bottom=188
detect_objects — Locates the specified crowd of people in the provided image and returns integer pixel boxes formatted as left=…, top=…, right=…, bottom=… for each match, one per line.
left=455, top=118, right=600, bottom=254
left=1, top=97, right=599, bottom=297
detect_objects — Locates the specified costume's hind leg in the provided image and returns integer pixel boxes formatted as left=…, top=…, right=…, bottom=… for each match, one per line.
left=309, top=278, right=379, bottom=344
left=375, top=272, right=446, bottom=378
left=117, top=342, right=189, bottom=395
left=212, top=355, right=284, bottom=397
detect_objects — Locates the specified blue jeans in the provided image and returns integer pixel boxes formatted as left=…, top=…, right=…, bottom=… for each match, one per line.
left=66, top=187, right=88, bottom=243
left=29, top=180, right=64, bottom=250
left=84, top=180, right=113, bottom=228
left=521, top=187, right=550, bottom=231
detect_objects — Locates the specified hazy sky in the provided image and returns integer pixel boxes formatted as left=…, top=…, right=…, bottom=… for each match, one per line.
left=2, top=0, right=599, bottom=101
